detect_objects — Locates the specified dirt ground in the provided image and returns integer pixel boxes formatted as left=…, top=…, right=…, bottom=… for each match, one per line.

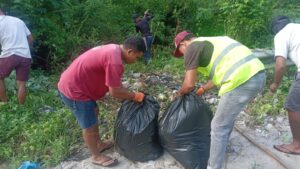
left=51, top=72, right=300, bottom=169
left=51, top=113, right=300, bottom=169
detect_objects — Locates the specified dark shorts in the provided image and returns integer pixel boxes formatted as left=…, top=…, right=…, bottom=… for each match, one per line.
left=59, top=91, right=98, bottom=129
left=0, top=55, right=31, bottom=81
left=285, top=72, right=300, bottom=113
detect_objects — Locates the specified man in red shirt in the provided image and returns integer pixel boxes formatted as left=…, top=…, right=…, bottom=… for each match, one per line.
left=58, top=37, right=145, bottom=167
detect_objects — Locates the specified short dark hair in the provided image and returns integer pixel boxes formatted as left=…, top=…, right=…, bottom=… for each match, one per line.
left=123, top=36, right=146, bottom=53
left=271, top=16, right=290, bottom=35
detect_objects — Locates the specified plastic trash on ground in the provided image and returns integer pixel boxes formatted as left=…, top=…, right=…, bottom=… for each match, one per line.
left=18, top=161, right=40, bottom=169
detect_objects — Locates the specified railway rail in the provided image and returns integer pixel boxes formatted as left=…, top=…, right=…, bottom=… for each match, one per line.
left=234, top=126, right=294, bottom=169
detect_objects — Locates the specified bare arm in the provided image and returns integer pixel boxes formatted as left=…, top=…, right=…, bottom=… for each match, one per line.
left=144, top=9, right=154, bottom=20
left=27, top=35, right=33, bottom=45
left=202, top=80, right=215, bottom=91
left=270, top=56, right=286, bottom=93
left=109, top=87, right=135, bottom=100
left=177, top=69, right=197, bottom=96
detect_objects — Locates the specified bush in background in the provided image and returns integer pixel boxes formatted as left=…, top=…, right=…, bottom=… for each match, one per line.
left=1, top=0, right=290, bottom=71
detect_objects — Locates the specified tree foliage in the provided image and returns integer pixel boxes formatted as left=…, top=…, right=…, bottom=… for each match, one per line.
left=216, top=0, right=274, bottom=47
left=0, top=0, right=297, bottom=70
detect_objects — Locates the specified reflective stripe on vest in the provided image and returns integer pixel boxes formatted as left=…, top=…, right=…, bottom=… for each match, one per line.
left=209, top=42, right=241, bottom=79
left=193, top=37, right=265, bottom=95
left=221, top=54, right=256, bottom=83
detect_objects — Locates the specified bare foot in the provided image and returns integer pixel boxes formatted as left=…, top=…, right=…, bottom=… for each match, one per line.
left=273, top=144, right=300, bottom=155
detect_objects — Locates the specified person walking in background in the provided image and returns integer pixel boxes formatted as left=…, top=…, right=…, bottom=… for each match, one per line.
left=0, top=7, right=33, bottom=105
left=57, top=37, right=146, bottom=167
left=270, top=16, right=300, bottom=155
left=132, top=9, right=154, bottom=64
left=172, top=31, right=266, bottom=169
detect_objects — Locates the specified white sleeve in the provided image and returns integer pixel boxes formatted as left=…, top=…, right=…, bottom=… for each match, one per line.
left=23, top=21, right=31, bottom=36
left=274, top=33, right=288, bottom=59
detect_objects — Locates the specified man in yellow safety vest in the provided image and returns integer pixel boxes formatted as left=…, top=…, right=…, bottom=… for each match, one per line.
left=172, top=31, right=266, bottom=169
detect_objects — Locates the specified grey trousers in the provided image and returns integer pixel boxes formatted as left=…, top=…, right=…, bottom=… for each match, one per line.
left=209, top=71, right=266, bottom=169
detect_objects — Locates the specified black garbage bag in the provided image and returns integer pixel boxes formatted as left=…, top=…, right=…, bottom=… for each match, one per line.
left=114, top=95, right=163, bottom=162
left=159, top=93, right=213, bottom=169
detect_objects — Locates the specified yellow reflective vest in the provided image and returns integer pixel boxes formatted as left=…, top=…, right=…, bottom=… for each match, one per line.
left=195, top=37, right=265, bottom=96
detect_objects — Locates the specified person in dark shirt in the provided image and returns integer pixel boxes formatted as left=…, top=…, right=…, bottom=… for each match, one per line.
left=133, top=10, right=154, bottom=64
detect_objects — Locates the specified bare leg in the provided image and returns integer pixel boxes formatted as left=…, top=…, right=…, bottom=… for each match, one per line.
left=0, top=78, right=8, bottom=102
left=17, top=80, right=26, bottom=105
left=93, top=107, right=114, bottom=152
left=286, top=110, right=300, bottom=152
left=274, top=109, right=300, bottom=154
left=83, top=124, right=102, bottom=156
left=83, top=124, right=117, bottom=166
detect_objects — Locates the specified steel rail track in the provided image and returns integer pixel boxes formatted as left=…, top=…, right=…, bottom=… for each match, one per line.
left=233, top=126, right=294, bottom=169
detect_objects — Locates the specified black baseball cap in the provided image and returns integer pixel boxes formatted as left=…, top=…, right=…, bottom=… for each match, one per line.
left=271, top=16, right=290, bottom=35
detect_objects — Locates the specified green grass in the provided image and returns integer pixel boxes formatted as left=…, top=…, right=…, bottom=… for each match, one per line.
left=248, top=66, right=296, bottom=124
left=0, top=48, right=297, bottom=167
left=125, top=46, right=207, bottom=83
left=0, top=49, right=184, bottom=167
left=0, top=71, right=80, bottom=168
left=126, top=46, right=185, bottom=75
left=0, top=50, right=185, bottom=167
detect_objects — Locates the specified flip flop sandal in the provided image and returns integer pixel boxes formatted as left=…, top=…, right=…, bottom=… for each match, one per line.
left=92, top=158, right=118, bottom=167
left=273, top=144, right=300, bottom=155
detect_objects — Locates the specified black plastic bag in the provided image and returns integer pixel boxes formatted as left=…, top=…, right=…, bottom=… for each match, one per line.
left=114, top=95, right=163, bottom=162
left=159, top=93, right=213, bottom=169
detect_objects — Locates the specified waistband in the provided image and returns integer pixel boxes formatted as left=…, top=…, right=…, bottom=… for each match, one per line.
left=256, top=69, right=265, bottom=75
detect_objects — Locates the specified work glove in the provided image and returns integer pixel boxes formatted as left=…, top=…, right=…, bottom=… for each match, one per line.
left=134, top=92, right=145, bottom=102
left=196, top=87, right=205, bottom=96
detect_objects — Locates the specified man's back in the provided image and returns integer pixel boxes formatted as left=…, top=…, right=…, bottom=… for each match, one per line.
left=274, top=23, right=300, bottom=71
left=135, top=18, right=151, bottom=37
left=58, top=44, right=124, bottom=101
left=0, top=15, right=31, bottom=58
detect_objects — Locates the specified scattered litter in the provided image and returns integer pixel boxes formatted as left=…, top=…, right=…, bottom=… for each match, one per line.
left=18, top=161, right=40, bottom=169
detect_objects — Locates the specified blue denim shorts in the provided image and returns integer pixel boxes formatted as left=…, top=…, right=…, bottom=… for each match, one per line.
left=59, top=91, right=98, bottom=129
